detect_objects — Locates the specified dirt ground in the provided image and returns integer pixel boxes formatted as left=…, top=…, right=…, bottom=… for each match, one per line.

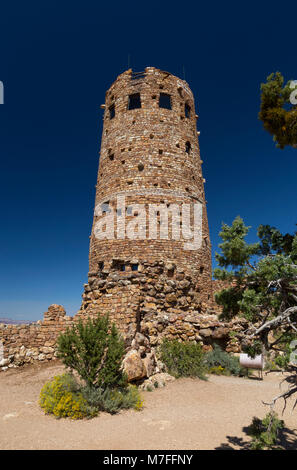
left=0, top=361, right=296, bottom=450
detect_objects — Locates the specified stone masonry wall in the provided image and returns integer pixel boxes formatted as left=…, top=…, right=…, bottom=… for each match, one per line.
left=89, top=66, right=213, bottom=303
left=0, top=276, right=246, bottom=374
left=0, top=305, right=72, bottom=370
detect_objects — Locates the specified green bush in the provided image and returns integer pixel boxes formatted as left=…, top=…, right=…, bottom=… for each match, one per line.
left=274, top=353, right=290, bottom=369
left=204, top=344, right=245, bottom=376
left=39, top=373, right=92, bottom=419
left=57, top=314, right=127, bottom=389
left=247, top=412, right=284, bottom=450
left=40, top=316, right=146, bottom=419
left=81, top=384, right=143, bottom=414
left=159, top=339, right=206, bottom=379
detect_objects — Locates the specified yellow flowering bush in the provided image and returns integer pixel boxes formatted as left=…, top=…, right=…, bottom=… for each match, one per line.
left=40, top=374, right=144, bottom=419
left=209, top=365, right=226, bottom=375
left=39, top=374, right=91, bottom=420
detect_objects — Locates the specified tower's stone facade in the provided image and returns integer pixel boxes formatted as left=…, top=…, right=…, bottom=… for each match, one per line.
left=79, top=67, right=213, bottom=342
left=0, top=69, right=246, bottom=374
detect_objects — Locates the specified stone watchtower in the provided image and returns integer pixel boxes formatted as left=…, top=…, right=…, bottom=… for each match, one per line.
left=79, top=67, right=213, bottom=343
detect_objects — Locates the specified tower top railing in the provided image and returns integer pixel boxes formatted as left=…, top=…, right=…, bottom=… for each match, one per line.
left=131, top=71, right=146, bottom=81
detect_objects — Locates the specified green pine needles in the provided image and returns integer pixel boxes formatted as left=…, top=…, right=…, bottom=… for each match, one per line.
left=259, top=72, right=297, bottom=149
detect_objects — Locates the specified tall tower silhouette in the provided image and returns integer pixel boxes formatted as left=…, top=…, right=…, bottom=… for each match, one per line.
left=80, top=67, right=212, bottom=337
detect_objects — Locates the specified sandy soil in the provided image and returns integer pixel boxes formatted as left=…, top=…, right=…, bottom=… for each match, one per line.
left=0, top=362, right=296, bottom=450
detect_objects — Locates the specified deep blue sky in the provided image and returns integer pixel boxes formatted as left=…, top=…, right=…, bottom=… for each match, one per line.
left=0, top=1, right=296, bottom=320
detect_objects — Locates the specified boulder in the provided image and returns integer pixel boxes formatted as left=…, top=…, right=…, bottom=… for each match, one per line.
left=199, top=328, right=212, bottom=337
left=122, top=349, right=146, bottom=382
left=142, top=352, right=156, bottom=377
left=212, top=327, right=229, bottom=339
left=139, top=372, right=175, bottom=390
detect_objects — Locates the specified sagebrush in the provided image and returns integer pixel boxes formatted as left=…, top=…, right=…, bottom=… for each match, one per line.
left=204, top=344, right=246, bottom=376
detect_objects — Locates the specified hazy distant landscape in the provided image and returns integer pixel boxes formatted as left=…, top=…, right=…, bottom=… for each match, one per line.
left=0, top=317, right=32, bottom=325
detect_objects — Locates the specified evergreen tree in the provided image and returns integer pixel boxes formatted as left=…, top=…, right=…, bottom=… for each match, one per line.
left=259, top=72, right=297, bottom=149
left=214, top=217, right=297, bottom=355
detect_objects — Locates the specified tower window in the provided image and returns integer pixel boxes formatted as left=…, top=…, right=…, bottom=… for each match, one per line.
left=128, top=93, right=141, bottom=110
left=109, top=104, right=115, bottom=119
left=98, top=261, right=104, bottom=270
left=131, top=264, right=139, bottom=271
left=185, top=141, right=191, bottom=154
left=159, top=93, right=172, bottom=110
left=185, top=103, right=191, bottom=118
left=120, top=264, right=126, bottom=272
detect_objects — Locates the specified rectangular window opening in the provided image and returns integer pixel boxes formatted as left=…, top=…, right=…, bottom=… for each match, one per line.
left=185, top=103, right=191, bottom=118
left=159, top=93, right=172, bottom=110
left=109, top=104, right=115, bottom=119
left=128, top=93, right=141, bottom=110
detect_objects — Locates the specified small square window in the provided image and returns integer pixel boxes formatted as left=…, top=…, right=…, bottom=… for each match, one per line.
left=109, top=104, right=115, bottom=119
left=121, top=264, right=126, bottom=272
left=159, top=93, right=172, bottom=110
left=98, top=261, right=104, bottom=270
left=185, top=103, right=191, bottom=118
left=128, top=93, right=141, bottom=110
left=131, top=264, right=139, bottom=271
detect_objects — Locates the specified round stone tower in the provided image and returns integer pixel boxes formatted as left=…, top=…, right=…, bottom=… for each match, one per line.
left=80, top=67, right=213, bottom=338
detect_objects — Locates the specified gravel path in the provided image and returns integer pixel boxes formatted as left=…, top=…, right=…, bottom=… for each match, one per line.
left=0, top=362, right=296, bottom=450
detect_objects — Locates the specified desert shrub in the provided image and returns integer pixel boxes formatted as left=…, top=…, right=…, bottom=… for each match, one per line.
left=81, top=384, right=143, bottom=414
left=264, top=358, right=279, bottom=371
left=274, top=353, right=290, bottom=369
left=39, top=373, right=92, bottom=419
left=159, top=339, right=206, bottom=379
left=204, top=344, right=245, bottom=376
left=247, top=412, right=284, bottom=450
left=57, top=314, right=127, bottom=389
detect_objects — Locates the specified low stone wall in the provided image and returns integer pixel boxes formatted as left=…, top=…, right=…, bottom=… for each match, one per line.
left=0, top=268, right=244, bottom=375
left=0, top=305, right=73, bottom=370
